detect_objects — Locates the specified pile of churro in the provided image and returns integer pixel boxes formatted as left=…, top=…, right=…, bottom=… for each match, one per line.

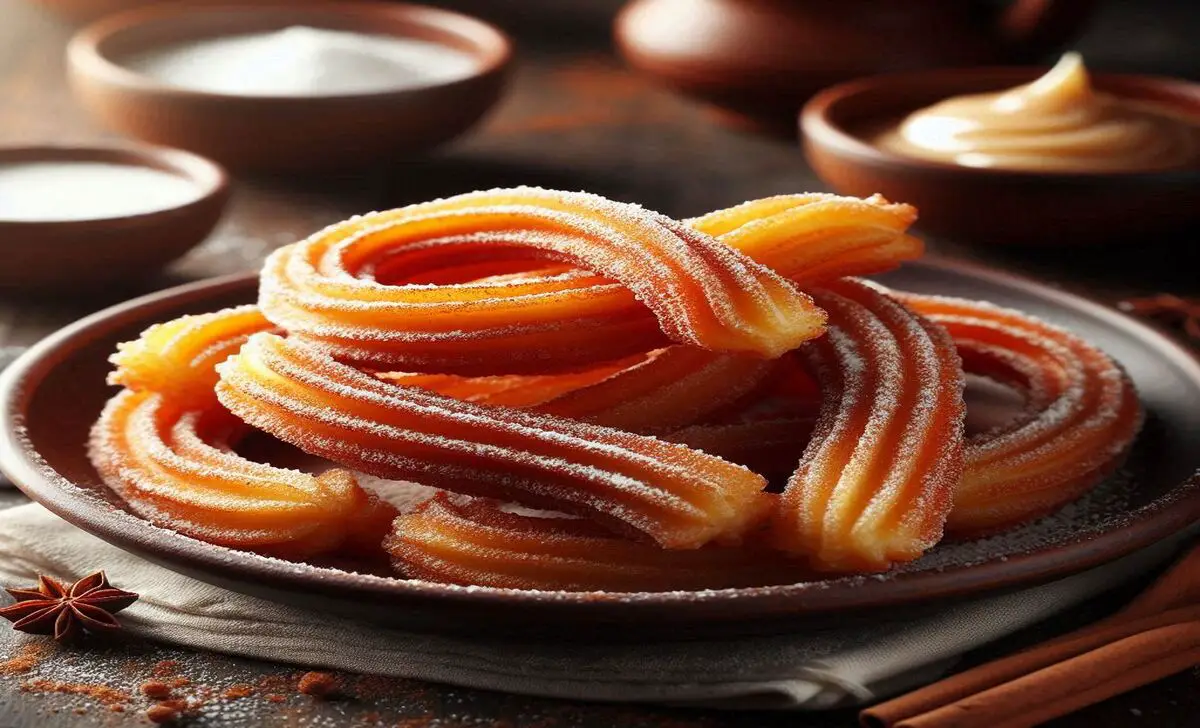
left=88, top=188, right=1141, bottom=591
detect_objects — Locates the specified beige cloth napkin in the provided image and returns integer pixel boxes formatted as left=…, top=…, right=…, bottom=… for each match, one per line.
left=0, top=503, right=1179, bottom=710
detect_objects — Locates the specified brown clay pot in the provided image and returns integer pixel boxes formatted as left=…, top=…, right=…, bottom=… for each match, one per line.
left=615, top=0, right=1097, bottom=132
left=0, top=144, right=228, bottom=292
left=67, top=1, right=513, bottom=173
left=801, top=67, right=1200, bottom=246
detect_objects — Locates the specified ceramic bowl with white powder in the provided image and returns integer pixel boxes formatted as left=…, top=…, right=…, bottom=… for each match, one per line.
left=67, top=2, right=512, bottom=172
left=121, top=26, right=481, bottom=97
left=0, top=145, right=228, bottom=292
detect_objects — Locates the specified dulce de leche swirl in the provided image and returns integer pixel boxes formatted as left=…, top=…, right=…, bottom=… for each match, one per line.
left=876, top=53, right=1199, bottom=172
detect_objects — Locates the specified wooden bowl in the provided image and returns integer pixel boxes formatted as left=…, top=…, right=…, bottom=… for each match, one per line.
left=0, top=144, right=228, bottom=293
left=3, top=258, right=1199, bottom=638
left=801, top=67, right=1200, bottom=246
left=66, top=1, right=512, bottom=173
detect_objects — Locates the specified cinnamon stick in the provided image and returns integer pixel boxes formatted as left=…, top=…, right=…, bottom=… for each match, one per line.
left=862, top=544, right=1200, bottom=728
left=1110, top=546, right=1200, bottom=620
left=860, top=605, right=1200, bottom=727
left=987, top=647, right=1200, bottom=728
left=894, top=621, right=1200, bottom=728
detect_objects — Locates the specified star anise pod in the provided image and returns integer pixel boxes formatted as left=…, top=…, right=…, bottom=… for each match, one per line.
left=0, top=572, right=138, bottom=643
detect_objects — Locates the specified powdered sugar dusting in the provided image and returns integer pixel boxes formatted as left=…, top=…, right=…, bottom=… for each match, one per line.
left=899, top=292, right=1144, bottom=535
left=775, top=279, right=964, bottom=571
left=258, top=186, right=824, bottom=373
left=214, top=332, right=767, bottom=548
left=353, top=474, right=440, bottom=514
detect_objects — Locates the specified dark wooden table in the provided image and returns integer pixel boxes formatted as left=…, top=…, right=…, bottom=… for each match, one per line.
left=2, top=0, right=1199, bottom=725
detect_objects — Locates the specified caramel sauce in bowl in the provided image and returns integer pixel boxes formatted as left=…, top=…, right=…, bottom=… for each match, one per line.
left=801, top=63, right=1200, bottom=245
left=875, top=54, right=1199, bottom=173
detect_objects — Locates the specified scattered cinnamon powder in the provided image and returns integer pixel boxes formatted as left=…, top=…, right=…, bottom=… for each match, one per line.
left=298, top=671, right=339, bottom=699
left=145, top=703, right=179, bottom=724
left=148, top=697, right=196, bottom=723
left=140, top=680, right=172, bottom=699
left=256, top=672, right=295, bottom=700
left=192, top=685, right=215, bottom=705
left=8, top=648, right=605, bottom=725
left=353, top=673, right=434, bottom=701
left=0, top=642, right=54, bottom=675
left=223, top=683, right=255, bottom=700
left=19, top=678, right=130, bottom=705
left=258, top=673, right=293, bottom=690
left=352, top=674, right=391, bottom=700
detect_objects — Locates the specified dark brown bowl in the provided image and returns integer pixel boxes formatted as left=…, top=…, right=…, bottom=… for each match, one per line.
left=67, top=1, right=512, bottom=173
left=0, top=144, right=228, bottom=292
left=801, top=67, right=1200, bottom=246
left=615, top=0, right=1096, bottom=135
left=3, top=258, right=1199, bottom=638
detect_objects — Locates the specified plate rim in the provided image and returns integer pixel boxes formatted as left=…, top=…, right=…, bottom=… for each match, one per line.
left=3, top=258, right=1200, bottom=622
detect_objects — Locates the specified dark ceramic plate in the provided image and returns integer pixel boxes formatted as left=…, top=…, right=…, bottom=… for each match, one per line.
left=2, top=258, right=1199, bottom=638
left=0, top=348, right=23, bottom=488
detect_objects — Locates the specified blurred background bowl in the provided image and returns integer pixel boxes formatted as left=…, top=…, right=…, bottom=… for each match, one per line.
left=22, top=0, right=154, bottom=25
left=615, top=0, right=1096, bottom=133
left=66, top=1, right=513, bottom=173
left=0, top=144, right=228, bottom=292
left=801, top=67, right=1200, bottom=246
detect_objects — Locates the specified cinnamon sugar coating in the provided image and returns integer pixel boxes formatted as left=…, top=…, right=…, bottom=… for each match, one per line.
left=216, top=333, right=770, bottom=549
left=109, top=306, right=274, bottom=410
left=258, top=189, right=919, bottom=374
left=89, top=389, right=393, bottom=558
left=86, top=187, right=1141, bottom=590
left=770, top=279, right=966, bottom=572
left=387, top=494, right=808, bottom=592
left=901, top=294, right=1143, bottom=536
